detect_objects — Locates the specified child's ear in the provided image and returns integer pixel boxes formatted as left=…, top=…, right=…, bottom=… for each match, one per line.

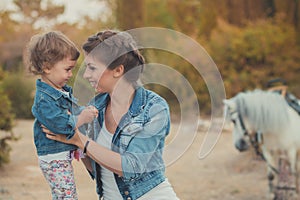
left=42, top=62, right=52, bottom=74
left=43, top=65, right=51, bottom=74
left=43, top=68, right=51, bottom=74
left=113, top=65, right=124, bottom=78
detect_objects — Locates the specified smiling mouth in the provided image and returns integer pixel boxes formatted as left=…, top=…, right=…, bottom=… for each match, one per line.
left=89, top=81, right=97, bottom=88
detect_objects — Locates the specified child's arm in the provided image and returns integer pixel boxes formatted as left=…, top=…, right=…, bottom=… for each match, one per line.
left=76, top=106, right=98, bottom=128
left=34, top=98, right=79, bottom=137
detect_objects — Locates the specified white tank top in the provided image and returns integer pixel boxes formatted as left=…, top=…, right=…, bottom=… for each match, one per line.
left=96, top=121, right=123, bottom=200
left=96, top=120, right=179, bottom=200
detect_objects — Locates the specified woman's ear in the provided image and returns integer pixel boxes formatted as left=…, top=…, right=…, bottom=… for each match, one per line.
left=113, top=65, right=124, bottom=78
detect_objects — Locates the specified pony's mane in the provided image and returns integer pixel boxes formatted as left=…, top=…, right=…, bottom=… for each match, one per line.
left=234, top=89, right=290, bottom=134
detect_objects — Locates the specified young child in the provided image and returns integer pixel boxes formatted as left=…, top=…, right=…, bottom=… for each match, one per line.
left=25, top=31, right=98, bottom=199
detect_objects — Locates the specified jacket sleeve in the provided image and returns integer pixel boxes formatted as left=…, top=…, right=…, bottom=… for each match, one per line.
left=33, top=97, right=76, bottom=139
left=121, top=101, right=170, bottom=181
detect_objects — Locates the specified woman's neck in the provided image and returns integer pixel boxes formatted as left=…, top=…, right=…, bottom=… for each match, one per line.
left=110, top=86, right=135, bottom=109
left=109, top=79, right=135, bottom=108
left=106, top=81, right=135, bottom=124
left=105, top=82, right=135, bottom=133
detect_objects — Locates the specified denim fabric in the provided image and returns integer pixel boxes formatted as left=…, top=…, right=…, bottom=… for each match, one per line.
left=32, top=79, right=83, bottom=156
left=88, top=86, right=170, bottom=200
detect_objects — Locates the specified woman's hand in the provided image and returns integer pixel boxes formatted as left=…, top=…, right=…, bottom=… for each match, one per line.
left=42, top=125, right=81, bottom=147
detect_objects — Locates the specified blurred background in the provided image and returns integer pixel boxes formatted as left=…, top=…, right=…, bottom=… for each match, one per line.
left=0, top=0, right=299, bottom=177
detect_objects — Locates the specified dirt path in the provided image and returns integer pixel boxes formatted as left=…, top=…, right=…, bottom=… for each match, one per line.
left=0, top=120, right=269, bottom=200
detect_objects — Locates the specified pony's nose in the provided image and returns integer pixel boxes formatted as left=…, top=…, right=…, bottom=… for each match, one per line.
left=235, top=139, right=249, bottom=152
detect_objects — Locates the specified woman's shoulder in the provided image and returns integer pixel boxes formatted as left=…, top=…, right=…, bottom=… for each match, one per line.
left=141, top=88, right=170, bottom=125
left=141, top=88, right=169, bottom=113
left=144, top=88, right=168, bottom=105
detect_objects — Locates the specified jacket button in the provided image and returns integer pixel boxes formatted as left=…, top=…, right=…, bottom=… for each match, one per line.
left=124, top=191, right=129, bottom=195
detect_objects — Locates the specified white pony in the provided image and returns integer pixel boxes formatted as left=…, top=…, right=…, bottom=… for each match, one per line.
left=223, top=89, right=300, bottom=196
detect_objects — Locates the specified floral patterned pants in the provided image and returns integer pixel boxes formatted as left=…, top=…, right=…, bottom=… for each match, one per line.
left=39, top=159, right=78, bottom=200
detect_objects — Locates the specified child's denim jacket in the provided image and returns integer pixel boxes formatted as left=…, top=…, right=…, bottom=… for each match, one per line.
left=32, top=79, right=83, bottom=156
left=88, top=86, right=171, bottom=200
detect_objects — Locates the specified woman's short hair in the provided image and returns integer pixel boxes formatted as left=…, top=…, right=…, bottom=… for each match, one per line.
left=82, top=30, right=145, bottom=83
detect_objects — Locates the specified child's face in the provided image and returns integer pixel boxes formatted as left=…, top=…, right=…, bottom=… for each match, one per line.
left=43, top=56, right=77, bottom=89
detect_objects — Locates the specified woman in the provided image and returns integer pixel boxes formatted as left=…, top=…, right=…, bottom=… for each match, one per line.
left=43, top=30, right=179, bottom=200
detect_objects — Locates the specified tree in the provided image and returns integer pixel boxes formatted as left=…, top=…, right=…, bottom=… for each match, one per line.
left=116, top=0, right=145, bottom=30
left=13, top=0, right=64, bottom=27
left=207, top=19, right=300, bottom=97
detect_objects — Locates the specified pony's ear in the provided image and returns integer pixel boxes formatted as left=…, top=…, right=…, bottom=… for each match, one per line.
left=223, top=99, right=229, bottom=105
left=223, top=99, right=235, bottom=110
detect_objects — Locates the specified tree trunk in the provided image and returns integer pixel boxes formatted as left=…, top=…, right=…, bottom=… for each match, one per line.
left=116, top=0, right=145, bottom=30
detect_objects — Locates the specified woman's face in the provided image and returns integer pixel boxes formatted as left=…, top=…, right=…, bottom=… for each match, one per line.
left=83, top=55, right=115, bottom=93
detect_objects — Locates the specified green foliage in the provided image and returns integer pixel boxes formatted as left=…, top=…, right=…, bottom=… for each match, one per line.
left=144, top=0, right=175, bottom=28
left=2, top=71, right=35, bottom=119
left=0, top=68, right=15, bottom=167
left=13, top=0, right=65, bottom=28
left=0, top=137, right=13, bottom=167
left=0, top=89, right=14, bottom=131
left=0, top=68, right=14, bottom=130
left=207, top=19, right=300, bottom=97
left=143, top=49, right=210, bottom=115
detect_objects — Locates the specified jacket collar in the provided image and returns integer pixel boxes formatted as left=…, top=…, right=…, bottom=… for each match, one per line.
left=91, top=86, right=146, bottom=117
left=128, top=86, right=146, bottom=117
left=36, top=79, right=73, bottom=101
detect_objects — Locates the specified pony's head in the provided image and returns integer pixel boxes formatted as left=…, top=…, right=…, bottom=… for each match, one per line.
left=224, top=89, right=291, bottom=152
left=223, top=97, right=250, bottom=152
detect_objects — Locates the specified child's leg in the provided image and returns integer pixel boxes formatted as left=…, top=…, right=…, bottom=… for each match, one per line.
left=39, top=159, right=78, bottom=200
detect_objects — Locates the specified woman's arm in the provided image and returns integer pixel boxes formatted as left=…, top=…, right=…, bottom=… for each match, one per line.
left=44, top=128, right=123, bottom=176
left=42, top=99, right=170, bottom=178
left=120, top=104, right=170, bottom=180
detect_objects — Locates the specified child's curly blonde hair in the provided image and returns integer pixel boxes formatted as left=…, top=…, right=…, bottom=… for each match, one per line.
left=25, top=31, right=80, bottom=75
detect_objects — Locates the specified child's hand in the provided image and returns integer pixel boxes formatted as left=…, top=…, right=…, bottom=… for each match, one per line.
left=77, top=106, right=99, bottom=126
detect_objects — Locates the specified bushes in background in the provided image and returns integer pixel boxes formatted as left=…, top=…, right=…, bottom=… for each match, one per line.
left=0, top=68, right=15, bottom=167
left=2, top=72, right=35, bottom=119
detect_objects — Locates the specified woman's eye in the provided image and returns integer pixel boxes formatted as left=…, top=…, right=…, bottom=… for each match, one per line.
left=87, top=65, right=96, bottom=71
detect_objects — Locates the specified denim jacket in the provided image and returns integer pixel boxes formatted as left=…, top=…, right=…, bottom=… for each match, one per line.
left=32, top=79, right=83, bottom=156
left=88, top=86, right=170, bottom=200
